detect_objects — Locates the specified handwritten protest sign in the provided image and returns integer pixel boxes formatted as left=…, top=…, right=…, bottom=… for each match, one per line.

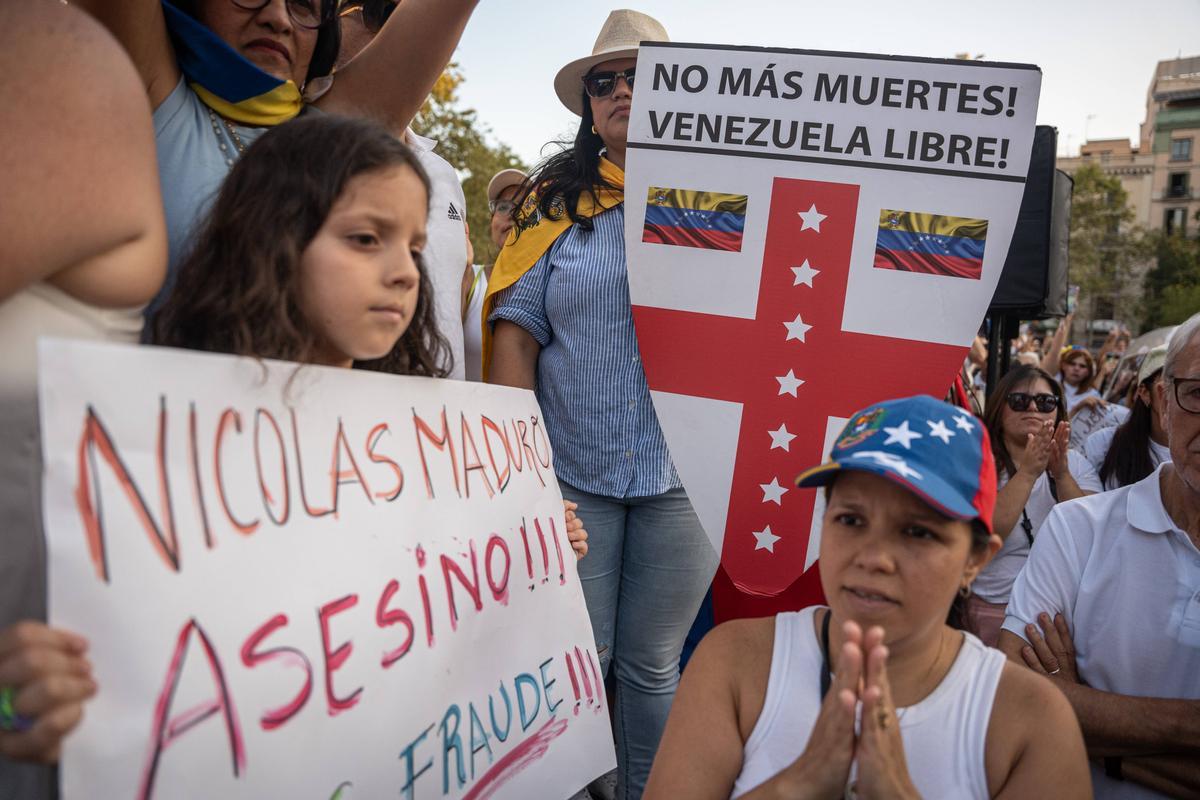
left=37, top=339, right=615, bottom=799
left=624, top=44, right=1041, bottom=606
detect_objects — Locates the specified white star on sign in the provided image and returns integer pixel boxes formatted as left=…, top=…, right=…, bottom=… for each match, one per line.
left=883, top=420, right=922, bottom=449
left=776, top=369, right=805, bottom=397
left=760, top=478, right=788, bottom=505
left=769, top=424, right=797, bottom=451
left=927, top=419, right=955, bottom=444
left=753, top=525, right=781, bottom=552
left=783, top=314, right=813, bottom=343
left=851, top=450, right=923, bottom=480
left=953, top=414, right=977, bottom=433
left=791, top=259, right=820, bottom=288
left=798, top=204, right=827, bottom=232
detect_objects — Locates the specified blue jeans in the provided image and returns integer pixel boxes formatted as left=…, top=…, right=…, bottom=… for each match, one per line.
left=560, top=482, right=720, bottom=800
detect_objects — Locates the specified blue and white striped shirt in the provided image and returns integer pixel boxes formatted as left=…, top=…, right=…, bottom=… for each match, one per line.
left=489, top=204, right=680, bottom=498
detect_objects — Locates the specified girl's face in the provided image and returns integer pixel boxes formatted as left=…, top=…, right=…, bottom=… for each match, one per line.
left=198, top=0, right=320, bottom=86
left=1062, top=356, right=1090, bottom=388
left=298, top=165, right=428, bottom=368
left=819, top=472, right=994, bottom=647
left=1001, top=377, right=1058, bottom=444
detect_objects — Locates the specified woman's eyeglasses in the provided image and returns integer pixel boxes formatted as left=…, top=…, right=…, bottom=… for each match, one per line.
left=489, top=199, right=517, bottom=215
left=339, top=0, right=396, bottom=34
left=233, top=0, right=328, bottom=30
left=583, top=68, right=636, bottom=99
left=1006, top=392, right=1059, bottom=413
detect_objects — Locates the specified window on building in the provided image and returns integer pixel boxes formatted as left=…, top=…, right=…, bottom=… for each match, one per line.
left=1168, top=172, right=1189, bottom=197
left=1170, top=138, right=1193, bottom=161
left=1165, top=207, right=1186, bottom=235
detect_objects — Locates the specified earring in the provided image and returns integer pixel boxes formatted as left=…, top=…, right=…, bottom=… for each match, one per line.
left=591, top=124, right=598, bottom=135
left=958, top=583, right=971, bottom=599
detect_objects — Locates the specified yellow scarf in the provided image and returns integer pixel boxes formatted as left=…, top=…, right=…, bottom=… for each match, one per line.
left=481, top=157, right=624, bottom=381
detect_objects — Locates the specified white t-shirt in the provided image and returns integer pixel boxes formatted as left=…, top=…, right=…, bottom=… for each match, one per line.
left=406, top=130, right=466, bottom=380
left=1082, top=426, right=1173, bottom=491
left=1061, top=380, right=1101, bottom=413
left=1069, top=401, right=1128, bottom=451
left=972, top=450, right=1101, bottom=604
left=462, top=264, right=487, bottom=382
left=1003, top=465, right=1200, bottom=799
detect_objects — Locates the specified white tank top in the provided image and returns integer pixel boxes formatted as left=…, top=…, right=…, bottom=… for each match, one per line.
left=731, top=607, right=1005, bottom=799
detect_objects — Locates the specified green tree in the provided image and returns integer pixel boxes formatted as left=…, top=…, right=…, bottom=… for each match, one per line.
left=412, top=65, right=527, bottom=266
left=1142, top=231, right=1200, bottom=328
left=1067, top=163, right=1149, bottom=330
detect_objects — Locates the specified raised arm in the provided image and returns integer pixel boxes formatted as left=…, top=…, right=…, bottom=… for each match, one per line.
left=0, top=0, right=166, bottom=305
left=317, top=0, right=478, bottom=133
left=72, top=0, right=180, bottom=109
left=1040, top=313, right=1073, bottom=376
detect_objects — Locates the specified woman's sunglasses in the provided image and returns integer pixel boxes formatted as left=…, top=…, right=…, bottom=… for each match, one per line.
left=339, top=0, right=396, bottom=34
left=583, top=68, right=636, bottom=99
left=1006, top=392, right=1059, bottom=413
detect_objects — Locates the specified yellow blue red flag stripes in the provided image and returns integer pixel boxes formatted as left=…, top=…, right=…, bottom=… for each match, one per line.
left=643, top=187, right=748, bottom=252
left=873, top=209, right=988, bottom=280
left=162, top=1, right=302, bottom=126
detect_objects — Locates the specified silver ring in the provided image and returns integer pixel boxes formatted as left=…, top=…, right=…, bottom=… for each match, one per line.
left=1049, top=668, right=1061, bottom=675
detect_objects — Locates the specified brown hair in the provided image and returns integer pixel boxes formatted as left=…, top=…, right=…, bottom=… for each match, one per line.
left=1060, top=348, right=1096, bottom=386
left=150, top=115, right=451, bottom=377
left=982, top=365, right=1067, bottom=478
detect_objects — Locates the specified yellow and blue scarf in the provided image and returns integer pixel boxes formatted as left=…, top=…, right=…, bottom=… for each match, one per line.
left=481, top=158, right=624, bottom=381
left=162, top=0, right=302, bottom=126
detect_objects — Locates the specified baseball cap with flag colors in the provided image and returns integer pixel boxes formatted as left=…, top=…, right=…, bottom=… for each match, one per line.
left=795, top=395, right=996, bottom=533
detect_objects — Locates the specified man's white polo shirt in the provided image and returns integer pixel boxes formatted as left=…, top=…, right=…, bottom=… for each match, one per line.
left=406, top=130, right=466, bottom=380
left=1003, top=463, right=1200, bottom=799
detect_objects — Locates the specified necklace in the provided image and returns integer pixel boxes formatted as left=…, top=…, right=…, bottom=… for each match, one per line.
left=208, top=107, right=247, bottom=167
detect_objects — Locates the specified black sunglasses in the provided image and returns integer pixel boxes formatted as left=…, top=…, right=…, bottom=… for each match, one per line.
left=583, top=68, right=636, bottom=99
left=1006, top=392, right=1059, bottom=413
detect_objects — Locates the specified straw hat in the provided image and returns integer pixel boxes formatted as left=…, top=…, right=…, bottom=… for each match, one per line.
left=553, top=9, right=668, bottom=116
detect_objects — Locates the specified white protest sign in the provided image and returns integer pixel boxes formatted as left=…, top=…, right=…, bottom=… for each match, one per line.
left=38, top=339, right=614, bottom=799
left=624, top=44, right=1041, bottom=599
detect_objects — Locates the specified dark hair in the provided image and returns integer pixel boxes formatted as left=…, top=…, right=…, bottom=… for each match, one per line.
left=179, top=0, right=342, bottom=84
left=150, top=114, right=450, bottom=377
left=512, top=87, right=613, bottom=235
left=982, top=365, right=1067, bottom=478
left=1099, top=371, right=1162, bottom=488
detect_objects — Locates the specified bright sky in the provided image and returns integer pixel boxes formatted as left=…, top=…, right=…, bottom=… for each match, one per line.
left=453, top=0, right=1200, bottom=169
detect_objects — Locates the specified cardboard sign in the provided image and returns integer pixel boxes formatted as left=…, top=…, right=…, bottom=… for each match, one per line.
left=37, top=340, right=614, bottom=799
left=625, top=44, right=1041, bottom=599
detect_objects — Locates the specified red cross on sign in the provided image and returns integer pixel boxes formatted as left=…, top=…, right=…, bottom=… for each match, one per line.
left=632, top=177, right=970, bottom=605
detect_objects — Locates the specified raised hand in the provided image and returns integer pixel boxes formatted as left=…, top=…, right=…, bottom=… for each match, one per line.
left=1046, top=421, right=1071, bottom=480
left=1014, top=421, right=1055, bottom=477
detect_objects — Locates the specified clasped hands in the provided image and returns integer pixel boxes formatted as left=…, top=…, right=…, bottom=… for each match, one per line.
left=775, top=620, right=920, bottom=800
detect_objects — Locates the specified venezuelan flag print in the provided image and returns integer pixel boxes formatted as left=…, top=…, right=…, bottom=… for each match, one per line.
left=873, top=210, right=988, bottom=281
left=643, top=187, right=748, bottom=253
left=162, top=1, right=303, bottom=126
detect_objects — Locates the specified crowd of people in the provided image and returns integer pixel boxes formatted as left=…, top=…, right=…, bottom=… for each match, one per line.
left=1, top=2, right=1198, bottom=799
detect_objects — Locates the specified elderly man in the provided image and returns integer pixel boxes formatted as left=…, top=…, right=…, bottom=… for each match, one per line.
left=999, top=310, right=1200, bottom=799
left=461, top=169, right=526, bottom=381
